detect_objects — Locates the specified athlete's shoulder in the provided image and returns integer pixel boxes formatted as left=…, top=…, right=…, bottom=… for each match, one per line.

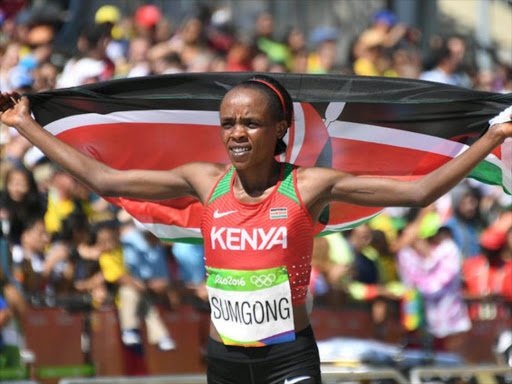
left=296, top=165, right=340, bottom=181
left=295, top=166, right=352, bottom=204
left=180, top=162, right=231, bottom=204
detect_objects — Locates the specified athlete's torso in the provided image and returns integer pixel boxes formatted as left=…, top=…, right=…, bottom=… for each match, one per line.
left=201, top=163, right=314, bottom=305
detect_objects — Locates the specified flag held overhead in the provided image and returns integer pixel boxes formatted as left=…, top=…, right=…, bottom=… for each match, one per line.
left=27, top=73, right=512, bottom=243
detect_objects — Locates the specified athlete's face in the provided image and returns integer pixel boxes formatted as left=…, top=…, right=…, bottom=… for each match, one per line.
left=219, top=88, right=286, bottom=170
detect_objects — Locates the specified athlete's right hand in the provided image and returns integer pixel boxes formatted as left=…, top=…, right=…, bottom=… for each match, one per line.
left=0, top=92, right=30, bottom=129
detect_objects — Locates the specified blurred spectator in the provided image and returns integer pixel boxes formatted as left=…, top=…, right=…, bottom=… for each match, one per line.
left=57, top=23, right=114, bottom=88
left=172, top=242, right=206, bottom=286
left=444, top=183, right=484, bottom=259
left=126, top=36, right=151, bottom=78
left=0, top=166, right=44, bottom=244
left=324, top=232, right=353, bottom=289
left=463, top=213, right=512, bottom=301
left=151, top=52, right=185, bottom=75
left=149, top=17, right=212, bottom=72
left=308, top=26, right=338, bottom=74
left=420, top=42, right=460, bottom=86
left=347, top=224, right=379, bottom=285
left=11, top=215, right=50, bottom=298
left=250, top=50, right=271, bottom=73
left=172, top=242, right=207, bottom=302
left=352, top=9, right=407, bottom=77
left=46, top=212, right=90, bottom=296
left=134, top=4, right=162, bottom=41
left=252, top=12, right=290, bottom=70
left=309, top=236, right=330, bottom=297
left=226, top=41, right=252, bottom=72
left=0, top=41, right=20, bottom=92
left=94, top=221, right=175, bottom=351
left=397, top=207, right=471, bottom=345
left=44, top=168, right=96, bottom=235
left=32, top=60, right=57, bottom=92
left=420, top=36, right=471, bottom=88
left=119, top=211, right=178, bottom=310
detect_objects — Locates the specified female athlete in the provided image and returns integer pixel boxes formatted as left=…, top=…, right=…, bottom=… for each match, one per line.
left=1, top=75, right=511, bottom=384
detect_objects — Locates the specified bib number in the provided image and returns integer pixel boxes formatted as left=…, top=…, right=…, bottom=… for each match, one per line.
left=206, top=266, right=295, bottom=347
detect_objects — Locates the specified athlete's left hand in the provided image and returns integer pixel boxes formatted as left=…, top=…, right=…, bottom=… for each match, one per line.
left=489, top=112, right=512, bottom=142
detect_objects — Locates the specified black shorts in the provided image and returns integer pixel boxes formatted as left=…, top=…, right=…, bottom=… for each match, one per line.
left=206, top=326, right=322, bottom=384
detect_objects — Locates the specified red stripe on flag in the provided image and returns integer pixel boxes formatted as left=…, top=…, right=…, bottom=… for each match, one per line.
left=294, top=103, right=330, bottom=166
left=116, top=197, right=203, bottom=227
left=57, top=122, right=229, bottom=229
left=330, top=138, right=455, bottom=176
left=57, top=122, right=229, bottom=170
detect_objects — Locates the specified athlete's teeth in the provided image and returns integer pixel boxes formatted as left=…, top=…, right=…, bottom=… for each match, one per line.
left=233, top=147, right=249, bottom=153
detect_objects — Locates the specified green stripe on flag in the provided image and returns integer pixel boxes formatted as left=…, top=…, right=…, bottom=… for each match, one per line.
left=159, top=237, right=204, bottom=244
left=469, top=160, right=510, bottom=194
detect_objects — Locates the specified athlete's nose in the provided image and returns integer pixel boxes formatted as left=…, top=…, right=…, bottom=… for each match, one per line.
left=230, top=123, right=247, bottom=140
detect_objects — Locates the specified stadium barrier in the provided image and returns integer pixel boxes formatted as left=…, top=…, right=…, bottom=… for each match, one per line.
left=57, top=365, right=410, bottom=384
left=410, top=364, right=512, bottom=384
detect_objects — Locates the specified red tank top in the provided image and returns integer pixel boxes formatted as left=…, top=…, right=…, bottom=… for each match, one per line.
left=201, top=163, right=314, bottom=305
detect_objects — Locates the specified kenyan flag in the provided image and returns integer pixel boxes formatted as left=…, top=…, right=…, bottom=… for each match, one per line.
left=27, top=73, right=512, bottom=242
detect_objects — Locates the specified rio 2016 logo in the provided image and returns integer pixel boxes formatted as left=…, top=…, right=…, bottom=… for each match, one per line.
left=215, top=275, right=246, bottom=287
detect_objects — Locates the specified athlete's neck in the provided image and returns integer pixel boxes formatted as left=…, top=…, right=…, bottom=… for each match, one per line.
left=234, top=159, right=281, bottom=198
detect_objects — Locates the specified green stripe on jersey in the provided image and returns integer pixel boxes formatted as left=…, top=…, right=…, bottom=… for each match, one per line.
left=208, top=167, right=235, bottom=205
left=277, top=163, right=300, bottom=205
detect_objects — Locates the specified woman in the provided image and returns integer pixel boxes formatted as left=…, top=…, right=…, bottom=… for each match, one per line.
left=1, top=75, right=511, bottom=384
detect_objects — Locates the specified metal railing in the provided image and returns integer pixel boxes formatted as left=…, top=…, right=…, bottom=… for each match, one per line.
left=58, top=365, right=410, bottom=384
left=59, top=376, right=207, bottom=384
left=55, top=364, right=512, bottom=384
left=410, top=364, right=512, bottom=384
left=321, top=365, right=409, bottom=384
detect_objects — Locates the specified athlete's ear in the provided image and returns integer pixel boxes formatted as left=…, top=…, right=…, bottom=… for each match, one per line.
left=276, top=120, right=288, bottom=140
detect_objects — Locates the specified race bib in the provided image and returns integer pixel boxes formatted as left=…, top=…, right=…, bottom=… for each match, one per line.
left=206, top=266, right=295, bottom=347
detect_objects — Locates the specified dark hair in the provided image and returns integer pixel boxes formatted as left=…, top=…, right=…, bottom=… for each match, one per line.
left=432, top=42, right=452, bottom=66
left=231, top=75, right=293, bottom=156
left=57, top=211, right=90, bottom=243
left=22, top=215, right=45, bottom=233
left=0, top=167, right=45, bottom=243
left=80, top=23, right=111, bottom=48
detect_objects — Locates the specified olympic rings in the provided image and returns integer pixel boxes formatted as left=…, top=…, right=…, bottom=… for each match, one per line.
left=250, top=273, right=276, bottom=287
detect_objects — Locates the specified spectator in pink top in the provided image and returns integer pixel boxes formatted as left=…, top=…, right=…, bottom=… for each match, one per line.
left=397, top=207, right=471, bottom=344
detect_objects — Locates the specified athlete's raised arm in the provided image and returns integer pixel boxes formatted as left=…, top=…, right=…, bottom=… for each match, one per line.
left=300, top=116, right=512, bottom=221
left=0, top=93, right=221, bottom=203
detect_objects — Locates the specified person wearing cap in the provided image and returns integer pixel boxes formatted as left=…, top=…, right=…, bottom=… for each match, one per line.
left=307, top=26, right=338, bottom=74
left=397, top=206, right=471, bottom=347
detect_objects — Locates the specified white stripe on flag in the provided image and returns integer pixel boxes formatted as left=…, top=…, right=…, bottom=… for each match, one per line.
left=502, top=138, right=512, bottom=192
left=328, top=120, right=504, bottom=170
left=328, top=120, right=466, bottom=158
left=322, top=210, right=383, bottom=232
left=290, top=103, right=305, bottom=164
left=45, top=110, right=221, bottom=136
left=133, top=220, right=202, bottom=239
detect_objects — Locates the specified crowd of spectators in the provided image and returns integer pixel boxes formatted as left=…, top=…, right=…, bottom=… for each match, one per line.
left=0, top=1, right=511, bottom=368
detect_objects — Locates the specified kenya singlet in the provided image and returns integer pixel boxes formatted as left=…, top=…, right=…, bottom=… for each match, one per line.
left=201, top=162, right=314, bottom=346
